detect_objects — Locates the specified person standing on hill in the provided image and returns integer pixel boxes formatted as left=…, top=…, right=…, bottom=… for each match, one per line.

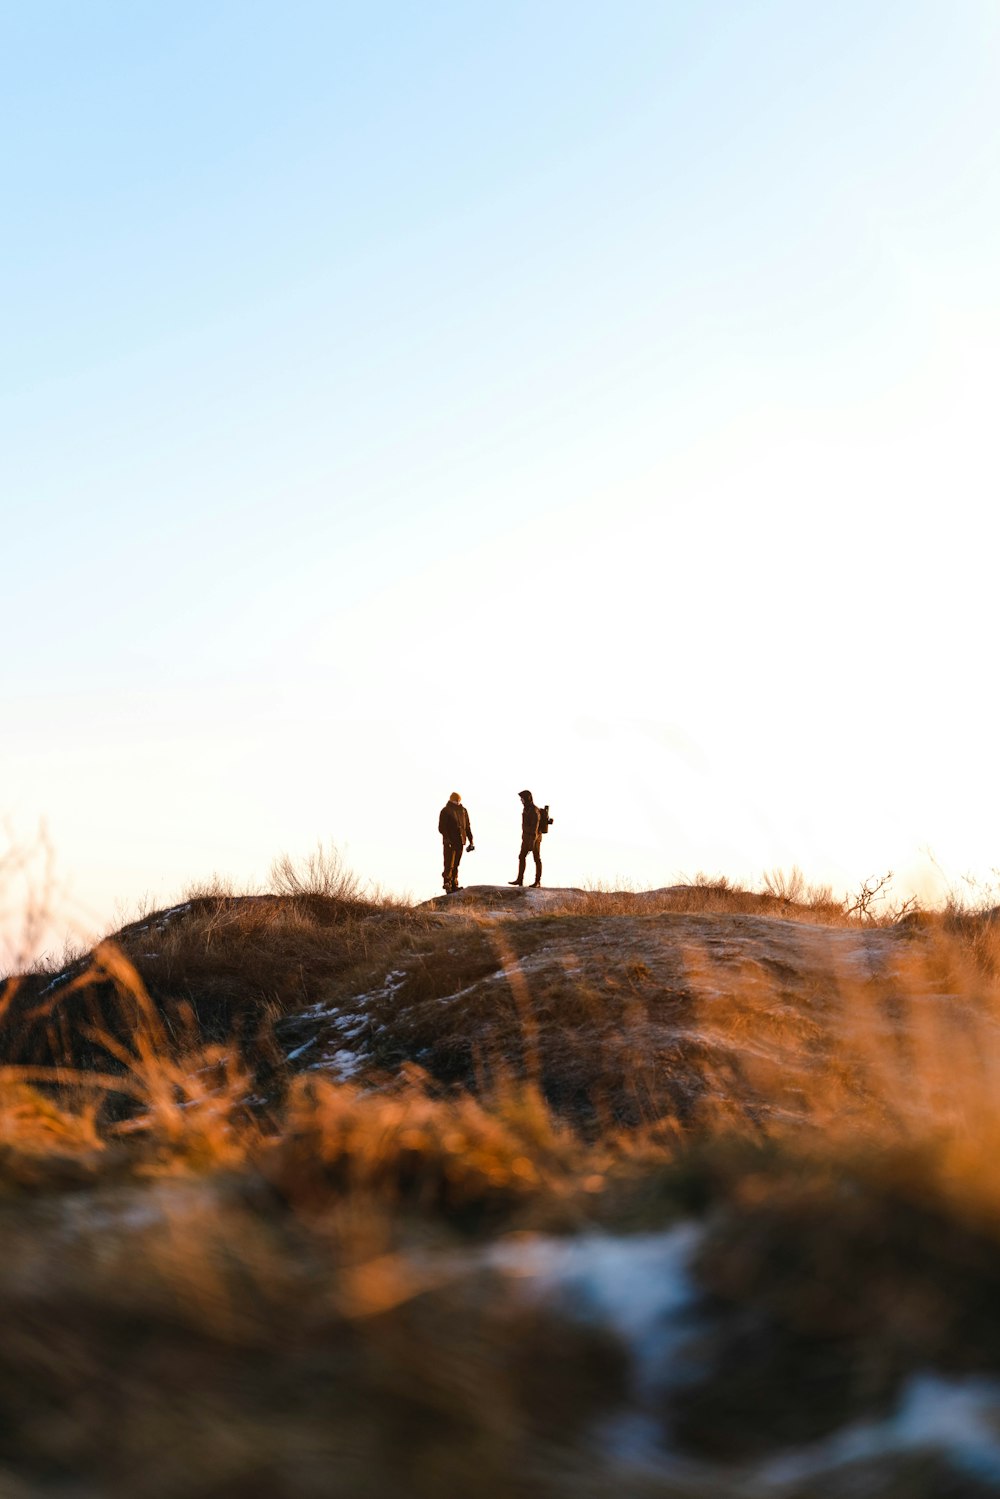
left=438, top=792, right=474, bottom=893
left=509, top=788, right=552, bottom=888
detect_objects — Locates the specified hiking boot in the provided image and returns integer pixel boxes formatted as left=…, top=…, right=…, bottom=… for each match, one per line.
left=508, top=880, right=523, bottom=886
left=531, top=882, right=541, bottom=888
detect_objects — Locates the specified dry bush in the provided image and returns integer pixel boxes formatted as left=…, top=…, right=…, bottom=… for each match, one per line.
left=1, top=890, right=432, bottom=1082
left=536, top=872, right=847, bottom=924
left=549, top=868, right=907, bottom=927
left=0, top=942, right=263, bottom=1182
left=124, top=893, right=425, bottom=1036
left=760, top=864, right=838, bottom=910
left=0, top=1078, right=108, bottom=1193
left=269, top=842, right=388, bottom=905
left=263, top=1073, right=587, bottom=1231
left=0, top=822, right=60, bottom=973
left=97, top=964, right=262, bottom=1173
left=0, top=1081, right=100, bottom=1153
left=181, top=872, right=242, bottom=900
left=124, top=853, right=414, bottom=1033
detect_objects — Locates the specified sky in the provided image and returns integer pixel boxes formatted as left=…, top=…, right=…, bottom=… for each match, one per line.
left=3, top=0, right=999, bottom=947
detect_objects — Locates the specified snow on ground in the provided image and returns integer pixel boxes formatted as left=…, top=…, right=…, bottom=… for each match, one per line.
left=486, top=1223, right=705, bottom=1402
left=760, top=1373, right=1000, bottom=1489
left=277, top=897, right=918, bottom=1098
left=281, top=970, right=409, bottom=1078
left=484, top=1229, right=1000, bottom=1489
left=25, top=1170, right=1000, bottom=1492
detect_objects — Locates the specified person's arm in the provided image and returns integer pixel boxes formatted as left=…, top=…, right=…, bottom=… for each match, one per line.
left=438, top=809, right=447, bottom=835
left=465, top=809, right=474, bottom=847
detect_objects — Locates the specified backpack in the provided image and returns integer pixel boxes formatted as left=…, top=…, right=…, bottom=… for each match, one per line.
left=538, top=804, right=553, bottom=835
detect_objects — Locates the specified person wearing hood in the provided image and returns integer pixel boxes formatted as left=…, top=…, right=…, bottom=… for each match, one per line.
left=438, top=792, right=474, bottom=893
left=509, top=788, right=549, bottom=888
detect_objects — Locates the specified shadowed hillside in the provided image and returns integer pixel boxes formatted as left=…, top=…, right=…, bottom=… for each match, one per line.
left=4, top=875, right=1000, bottom=1496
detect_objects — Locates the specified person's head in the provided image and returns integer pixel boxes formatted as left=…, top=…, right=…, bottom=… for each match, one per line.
left=519, top=789, right=532, bottom=804
left=449, top=792, right=462, bottom=804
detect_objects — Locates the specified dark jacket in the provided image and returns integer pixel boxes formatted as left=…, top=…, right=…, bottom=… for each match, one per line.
left=521, top=800, right=541, bottom=843
left=439, top=802, right=472, bottom=846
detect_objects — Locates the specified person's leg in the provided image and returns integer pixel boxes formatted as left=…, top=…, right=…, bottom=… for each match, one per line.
left=509, top=842, right=530, bottom=885
left=531, top=836, right=542, bottom=887
left=443, top=841, right=457, bottom=891
left=452, top=843, right=464, bottom=890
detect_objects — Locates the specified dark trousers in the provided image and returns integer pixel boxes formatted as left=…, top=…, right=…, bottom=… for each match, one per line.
left=516, top=837, right=542, bottom=886
left=442, top=840, right=464, bottom=891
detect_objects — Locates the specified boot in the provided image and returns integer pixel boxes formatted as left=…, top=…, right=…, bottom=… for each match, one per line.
left=508, top=879, right=523, bottom=886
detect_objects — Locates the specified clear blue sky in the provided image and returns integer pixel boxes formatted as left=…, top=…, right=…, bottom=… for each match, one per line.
left=3, top=1, right=999, bottom=942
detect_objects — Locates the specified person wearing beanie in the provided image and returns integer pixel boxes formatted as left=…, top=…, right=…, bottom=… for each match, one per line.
left=508, top=788, right=550, bottom=888
left=438, top=791, right=474, bottom=893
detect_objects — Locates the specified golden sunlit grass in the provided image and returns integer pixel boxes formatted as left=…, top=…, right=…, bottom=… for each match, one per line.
left=4, top=881, right=1000, bottom=1215
left=6, top=856, right=1000, bottom=1494
left=455, top=866, right=909, bottom=924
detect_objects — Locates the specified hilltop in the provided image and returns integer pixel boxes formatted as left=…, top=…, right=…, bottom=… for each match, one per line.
left=0, top=880, right=911, bottom=1130
left=3, top=878, right=1000, bottom=1497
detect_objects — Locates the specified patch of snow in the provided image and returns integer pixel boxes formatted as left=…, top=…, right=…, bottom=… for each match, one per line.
left=36, top=971, right=69, bottom=997
left=487, top=1224, right=704, bottom=1401
left=283, top=966, right=414, bottom=1077
left=761, top=1373, right=1000, bottom=1487
left=304, top=969, right=406, bottom=1022
left=285, top=1037, right=317, bottom=1063
left=433, top=971, right=505, bottom=1006
left=482, top=1230, right=1000, bottom=1488
left=43, top=1178, right=218, bottom=1242
left=287, top=1006, right=371, bottom=1079
left=312, top=1048, right=365, bottom=1080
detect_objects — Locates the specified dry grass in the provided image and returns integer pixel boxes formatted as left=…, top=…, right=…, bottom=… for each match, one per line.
left=263, top=1074, right=595, bottom=1236
left=7, top=867, right=1000, bottom=1182
left=0, top=892, right=429, bottom=1086
left=0, top=822, right=61, bottom=973
left=7, top=860, right=1000, bottom=1493
left=268, top=841, right=379, bottom=903
left=454, top=868, right=891, bottom=924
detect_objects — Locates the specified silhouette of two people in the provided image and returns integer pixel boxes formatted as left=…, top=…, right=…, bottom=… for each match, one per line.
left=437, top=788, right=553, bottom=894
left=438, top=792, right=474, bottom=893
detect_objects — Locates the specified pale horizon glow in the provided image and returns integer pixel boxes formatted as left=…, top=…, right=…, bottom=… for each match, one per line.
left=3, top=1, right=999, bottom=950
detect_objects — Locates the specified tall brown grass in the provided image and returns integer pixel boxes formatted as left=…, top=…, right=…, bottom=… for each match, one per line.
left=5, top=882, right=1000, bottom=1217
left=449, top=867, right=909, bottom=924
left=7, top=871, right=1000, bottom=1495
